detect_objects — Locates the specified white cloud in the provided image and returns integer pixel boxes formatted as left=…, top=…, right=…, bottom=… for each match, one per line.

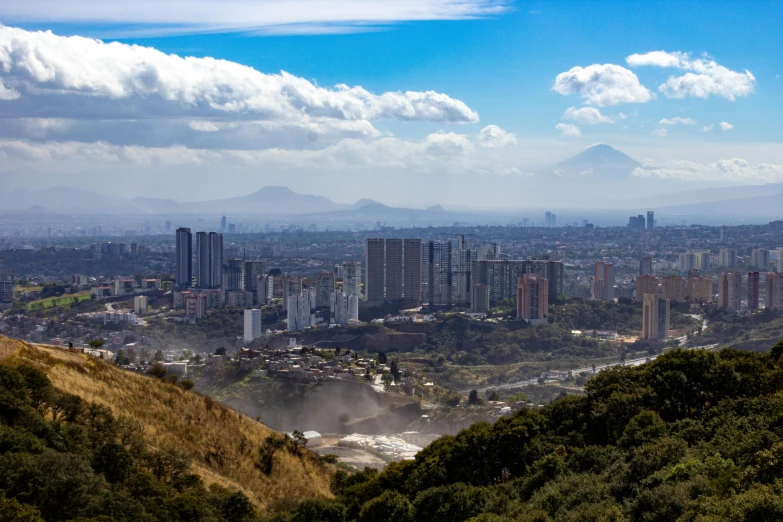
left=0, top=79, right=20, bottom=100
left=478, top=125, right=517, bottom=148
left=659, top=117, right=696, bottom=125
left=563, top=107, right=613, bottom=124
left=188, top=121, right=220, bottom=132
left=720, top=121, right=734, bottom=131
left=555, top=123, right=581, bottom=137
left=0, top=1, right=511, bottom=36
left=552, top=64, right=654, bottom=106
left=0, top=26, right=478, bottom=125
left=651, top=128, right=668, bottom=137
left=633, top=158, right=783, bottom=183
left=626, top=50, right=756, bottom=101
left=702, top=124, right=714, bottom=132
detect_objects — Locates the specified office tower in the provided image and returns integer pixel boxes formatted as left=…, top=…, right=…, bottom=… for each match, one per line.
left=244, top=309, right=261, bottom=342
left=224, top=258, right=244, bottom=291
left=591, top=262, right=615, bottom=301
left=209, top=233, right=224, bottom=288
left=628, top=215, right=645, bottom=230
left=426, top=241, right=453, bottom=307
left=195, top=232, right=209, bottom=287
left=751, top=248, right=769, bottom=269
left=175, top=227, right=192, bottom=288
left=517, top=275, right=549, bottom=321
left=678, top=253, right=696, bottom=273
left=365, top=239, right=386, bottom=305
left=133, top=295, right=148, bottom=315
left=647, top=211, right=654, bottom=230
left=384, top=239, right=404, bottom=302
left=281, top=276, right=303, bottom=301
left=342, top=261, right=361, bottom=298
left=471, top=284, right=490, bottom=313
left=256, top=275, right=273, bottom=305
left=695, top=252, right=711, bottom=272
left=330, top=291, right=359, bottom=325
left=315, top=271, right=336, bottom=308
left=472, top=259, right=526, bottom=304
left=635, top=275, right=659, bottom=301
left=747, top=272, right=760, bottom=310
left=524, top=259, right=564, bottom=302
left=718, top=272, right=742, bottom=310
left=333, top=264, right=344, bottom=278
left=545, top=211, right=556, bottom=227
left=640, top=256, right=653, bottom=276
left=453, top=239, right=477, bottom=305
left=196, top=232, right=224, bottom=289
left=688, top=276, right=713, bottom=303
left=244, top=260, right=267, bottom=292
left=766, top=273, right=783, bottom=311
left=287, top=292, right=312, bottom=332
left=642, top=291, right=669, bottom=340
left=403, top=239, right=422, bottom=305
left=661, top=275, right=686, bottom=302
left=719, top=248, right=737, bottom=267
left=220, top=215, right=227, bottom=232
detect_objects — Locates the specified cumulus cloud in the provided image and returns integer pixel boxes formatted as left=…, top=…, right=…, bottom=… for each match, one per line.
left=0, top=26, right=478, bottom=125
left=626, top=50, right=756, bottom=101
left=552, top=64, right=654, bottom=106
left=0, top=1, right=511, bottom=36
left=651, top=128, right=668, bottom=137
left=563, top=107, right=613, bottom=124
left=720, top=121, right=734, bottom=131
left=632, top=158, right=783, bottom=183
left=702, top=124, right=714, bottom=132
left=555, top=123, right=581, bottom=137
left=188, top=121, right=220, bottom=132
left=659, top=117, right=695, bottom=125
left=478, top=125, right=517, bottom=148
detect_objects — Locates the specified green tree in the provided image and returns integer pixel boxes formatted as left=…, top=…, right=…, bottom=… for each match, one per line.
left=147, top=363, right=167, bottom=380
left=358, top=490, right=413, bottom=522
left=468, top=389, right=482, bottom=406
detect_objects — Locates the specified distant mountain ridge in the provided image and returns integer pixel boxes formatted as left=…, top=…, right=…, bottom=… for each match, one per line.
left=552, top=143, right=642, bottom=178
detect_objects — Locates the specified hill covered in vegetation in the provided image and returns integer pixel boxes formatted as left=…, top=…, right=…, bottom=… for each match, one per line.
left=272, top=341, right=783, bottom=521
left=0, top=336, right=335, bottom=521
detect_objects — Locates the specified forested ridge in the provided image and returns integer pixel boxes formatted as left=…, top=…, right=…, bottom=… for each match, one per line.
left=270, top=342, right=783, bottom=522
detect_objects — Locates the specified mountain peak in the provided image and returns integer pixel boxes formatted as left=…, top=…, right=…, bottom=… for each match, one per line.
left=553, top=143, right=641, bottom=178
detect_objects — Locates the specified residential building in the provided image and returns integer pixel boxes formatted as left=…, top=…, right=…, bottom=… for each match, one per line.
left=453, top=241, right=476, bottom=305
left=115, top=278, right=136, bottom=296
left=175, top=227, right=192, bottom=288
left=244, top=260, right=266, bottom=292
left=640, top=256, right=653, bottom=276
left=403, top=239, right=422, bottom=305
left=0, top=276, right=14, bottom=308
left=695, top=251, right=711, bottom=272
left=223, top=258, right=244, bottom=291
left=315, top=271, right=335, bottom=308
left=184, top=292, right=207, bottom=320
left=748, top=271, right=760, bottom=310
left=244, top=309, right=261, bottom=342
left=477, top=242, right=501, bottom=261
left=718, top=272, right=742, bottom=311
left=778, top=248, right=783, bottom=270
left=628, top=215, right=645, bottom=230
left=545, top=211, right=556, bottom=227
left=472, top=259, right=526, bottom=304
left=517, top=275, right=549, bottom=321
left=766, top=272, right=783, bottom=311
left=470, top=283, right=490, bottom=313
left=227, top=290, right=253, bottom=308
left=661, top=275, right=686, bottom=302
left=342, top=261, right=361, bottom=298
left=103, top=312, right=138, bottom=325
left=281, top=276, right=303, bottom=301
left=642, top=291, right=670, bottom=340
left=678, top=253, right=696, bottom=273
left=256, top=274, right=273, bottom=305
left=635, top=275, right=659, bottom=301
left=647, top=211, right=654, bottom=230
left=719, top=248, right=737, bottom=268
left=195, top=232, right=223, bottom=289
left=287, top=292, right=312, bottom=332
left=385, top=238, right=404, bottom=302
left=524, top=259, right=564, bottom=302
left=365, top=238, right=386, bottom=306
left=751, top=248, right=769, bottom=269
left=330, top=291, right=359, bottom=325
left=591, top=262, right=615, bottom=301
left=133, top=295, right=148, bottom=315
left=688, top=276, right=713, bottom=303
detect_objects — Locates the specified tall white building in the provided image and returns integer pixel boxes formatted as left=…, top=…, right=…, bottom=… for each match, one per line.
left=287, top=292, right=313, bottom=332
left=330, top=291, right=359, bottom=325
left=133, top=295, right=148, bottom=315
left=695, top=252, right=711, bottom=272
left=342, top=261, right=361, bottom=298
left=751, top=248, right=769, bottom=269
left=244, top=309, right=261, bottom=342
left=719, top=248, right=737, bottom=268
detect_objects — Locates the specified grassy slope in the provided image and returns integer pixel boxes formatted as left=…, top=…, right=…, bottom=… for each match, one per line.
left=0, top=335, right=334, bottom=513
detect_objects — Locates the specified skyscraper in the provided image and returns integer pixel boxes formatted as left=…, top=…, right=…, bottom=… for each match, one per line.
left=426, top=240, right=452, bottom=307
left=688, top=275, right=713, bottom=302
left=642, top=291, right=669, bottom=340
left=224, top=258, right=244, bottom=291
left=244, top=261, right=267, bottom=292
left=661, top=275, right=686, bottom=302
left=718, top=272, right=742, bottom=310
left=635, top=275, right=659, bottom=301
left=766, top=272, right=783, bottom=311
left=175, top=227, right=192, bottom=288
left=384, top=239, right=404, bottom=302
left=330, top=290, right=359, bottom=325
left=640, top=256, right=653, bottom=276
left=647, top=211, right=654, bottom=230
left=524, top=259, right=564, bottom=302
left=315, top=271, right=336, bottom=309
left=719, top=248, right=737, bottom=267
left=517, top=275, right=549, bottom=321
left=197, top=232, right=224, bottom=289
left=256, top=274, right=273, bottom=305
left=342, top=261, right=361, bottom=298
left=751, top=248, right=769, bottom=269
left=748, top=271, right=760, bottom=310
left=678, top=253, right=696, bottom=273
left=403, top=239, right=422, bottom=305
left=287, top=293, right=312, bottom=332
left=365, top=239, right=385, bottom=306
left=453, top=237, right=476, bottom=305
left=243, top=309, right=261, bottom=342
left=591, top=262, right=615, bottom=301
left=220, top=215, right=227, bottom=232
left=695, top=252, right=711, bottom=272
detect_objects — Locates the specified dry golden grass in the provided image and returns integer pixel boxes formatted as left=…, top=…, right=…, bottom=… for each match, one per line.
left=0, top=336, right=334, bottom=512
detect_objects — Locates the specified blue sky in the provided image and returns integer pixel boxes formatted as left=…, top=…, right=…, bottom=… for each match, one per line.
left=1, top=0, right=782, bottom=207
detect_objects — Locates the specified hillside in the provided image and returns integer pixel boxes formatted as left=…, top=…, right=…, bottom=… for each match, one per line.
left=273, top=342, right=783, bottom=521
left=0, top=336, right=334, bottom=517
